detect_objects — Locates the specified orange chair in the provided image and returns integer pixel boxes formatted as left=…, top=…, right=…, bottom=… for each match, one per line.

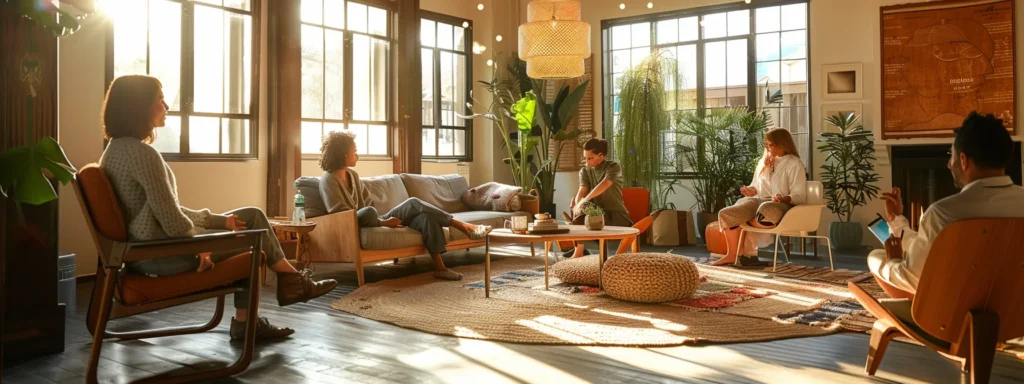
left=849, top=218, right=1024, bottom=383
left=622, top=187, right=651, bottom=225
left=74, top=164, right=266, bottom=383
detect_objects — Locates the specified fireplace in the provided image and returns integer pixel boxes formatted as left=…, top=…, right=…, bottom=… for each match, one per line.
left=890, top=143, right=1022, bottom=230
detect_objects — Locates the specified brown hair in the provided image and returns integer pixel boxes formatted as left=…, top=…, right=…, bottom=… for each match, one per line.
left=761, top=128, right=801, bottom=174
left=583, top=138, right=609, bottom=156
left=320, top=130, right=357, bottom=172
left=102, top=75, right=162, bottom=143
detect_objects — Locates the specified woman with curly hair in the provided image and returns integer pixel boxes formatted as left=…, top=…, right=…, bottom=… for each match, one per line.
left=318, top=131, right=491, bottom=281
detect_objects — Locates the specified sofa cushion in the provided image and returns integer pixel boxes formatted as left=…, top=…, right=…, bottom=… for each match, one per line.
left=359, top=227, right=453, bottom=250
left=462, top=182, right=523, bottom=212
left=295, top=176, right=328, bottom=218
left=362, top=174, right=409, bottom=213
left=400, top=174, right=470, bottom=213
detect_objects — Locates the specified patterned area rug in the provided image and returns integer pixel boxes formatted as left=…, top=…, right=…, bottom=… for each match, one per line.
left=332, top=256, right=884, bottom=346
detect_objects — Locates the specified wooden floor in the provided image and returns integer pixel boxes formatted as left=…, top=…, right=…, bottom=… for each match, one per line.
left=4, top=243, right=1024, bottom=384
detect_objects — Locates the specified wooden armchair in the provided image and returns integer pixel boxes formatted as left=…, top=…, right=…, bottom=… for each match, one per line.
left=848, top=218, right=1024, bottom=384
left=74, top=164, right=266, bottom=383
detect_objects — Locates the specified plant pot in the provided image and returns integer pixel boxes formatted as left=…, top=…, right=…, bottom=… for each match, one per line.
left=585, top=215, right=605, bottom=230
left=697, top=212, right=718, bottom=244
left=829, top=221, right=863, bottom=250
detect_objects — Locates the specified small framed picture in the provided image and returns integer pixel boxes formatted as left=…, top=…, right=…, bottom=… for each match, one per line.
left=821, top=103, right=863, bottom=132
left=821, top=63, right=863, bottom=100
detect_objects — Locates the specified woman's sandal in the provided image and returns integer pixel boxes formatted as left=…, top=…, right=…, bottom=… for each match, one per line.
left=467, top=224, right=493, bottom=240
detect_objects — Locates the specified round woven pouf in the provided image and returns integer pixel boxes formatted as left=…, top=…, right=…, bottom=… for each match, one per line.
left=551, top=255, right=600, bottom=286
left=602, top=253, right=701, bottom=303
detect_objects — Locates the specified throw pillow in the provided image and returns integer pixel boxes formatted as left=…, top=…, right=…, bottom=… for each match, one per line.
left=461, top=182, right=523, bottom=212
left=295, top=177, right=327, bottom=218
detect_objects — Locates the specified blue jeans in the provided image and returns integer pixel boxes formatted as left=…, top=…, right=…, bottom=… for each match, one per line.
left=357, top=198, right=453, bottom=255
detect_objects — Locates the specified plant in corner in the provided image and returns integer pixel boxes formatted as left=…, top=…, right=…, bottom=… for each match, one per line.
left=581, top=201, right=605, bottom=230
left=817, top=112, right=881, bottom=250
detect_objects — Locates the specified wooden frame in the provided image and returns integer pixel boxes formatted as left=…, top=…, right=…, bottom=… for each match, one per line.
left=419, top=10, right=474, bottom=162
left=820, top=63, right=863, bottom=101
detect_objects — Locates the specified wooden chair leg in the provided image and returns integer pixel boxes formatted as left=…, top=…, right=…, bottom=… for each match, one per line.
left=967, top=311, right=1000, bottom=384
left=104, top=296, right=227, bottom=341
left=356, top=258, right=366, bottom=287
left=866, top=320, right=899, bottom=376
left=393, top=258, right=399, bottom=264
left=86, top=269, right=119, bottom=384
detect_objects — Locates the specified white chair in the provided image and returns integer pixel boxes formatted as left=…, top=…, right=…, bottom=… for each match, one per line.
left=733, top=181, right=833, bottom=271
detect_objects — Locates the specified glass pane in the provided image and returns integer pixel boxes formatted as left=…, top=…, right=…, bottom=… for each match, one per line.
left=422, top=128, right=436, bottom=156
left=189, top=116, right=220, bottom=153
left=455, top=130, right=466, bottom=157
left=366, top=125, right=385, bottom=154
left=193, top=7, right=252, bottom=114
left=727, top=10, right=749, bottom=36
left=756, top=6, right=780, bottom=33
left=612, top=50, right=630, bottom=73
left=352, top=35, right=389, bottom=121
left=324, top=122, right=344, bottom=134
left=420, top=19, right=436, bottom=47
left=781, top=59, right=808, bottom=107
left=727, top=39, right=748, bottom=105
left=368, top=6, right=387, bottom=36
left=347, top=2, right=367, bottom=33
left=679, top=17, right=698, bottom=42
left=612, top=25, right=630, bottom=50
left=756, top=61, right=781, bottom=84
left=224, top=0, right=249, bottom=11
left=300, top=121, right=323, bottom=154
left=301, top=25, right=325, bottom=119
left=149, top=0, right=181, bottom=111
left=781, top=107, right=809, bottom=136
left=440, top=51, right=454, bottom=126
left=702, top=12, right=727, bottom=39
left=324, top=29, right=345, bottom=119
left=348, top=124, right=368, bottom=154
left=422, top=48, right=434, bottom=126
left=781, top=59, right=807, bottom=83
left=112, top=0, right=147, bottom=78
left=704, top=41, right=725, bottom=89
left=756, top=33, right=780, bottom=62
left=195, top=0, right=220, bottom=6
left=439, top=129, right=454, bottom=156
left=453, top=25, right=465, bottom=51
left=324, top=0, right=344, bottom=29
left=612, top=73, right=624, bottom=94
left=781, top=30, right=806, bottom=60
left=152, top=115, right=181, bottom=153
left=631, top=47, right=649, bottom=68
left=677, top=44, right=697, bottom=109
left=437, top=22, right=453, bottom=50
left=220, top=118, right=250, bottom=154
left=455, top=54, right=467, bottom=126
left=630, top=22, right=650, bottom=47
left=656, top=18, right=677, bottom=45
left=301, top=0, right=322, bottom=25
left=781, top=3, right=807, bottom=30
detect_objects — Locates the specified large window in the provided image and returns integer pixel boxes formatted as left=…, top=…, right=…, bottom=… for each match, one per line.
left=299, top=0, right=391, bottom=157
left=108, top=0, right=258, bottom=160
left=420, top=12, right=472, bottom=160
left=603, top=1, right=809, bottom=175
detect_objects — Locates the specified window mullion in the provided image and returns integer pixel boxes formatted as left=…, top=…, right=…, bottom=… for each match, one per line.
left=182, top=0, right=195, bottom=154
left=434, top=48, right=441, bottom=157
left=344, top=31, right=353, bottom=130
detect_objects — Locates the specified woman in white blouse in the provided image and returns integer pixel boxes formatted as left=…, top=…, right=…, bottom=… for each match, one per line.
left=714, top=128, right=807, bottom=266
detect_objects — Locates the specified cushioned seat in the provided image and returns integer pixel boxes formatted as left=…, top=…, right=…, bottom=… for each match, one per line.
left=117, top=253, right=257, bottom=305
left=602, top=253, right=701, bottom=303
left=358, top=211, right=530, bottom=250
left=551, top=255, right=601, bottom=286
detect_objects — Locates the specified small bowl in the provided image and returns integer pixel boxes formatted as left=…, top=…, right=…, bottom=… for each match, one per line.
left=535, top=213, right=552, bottom=220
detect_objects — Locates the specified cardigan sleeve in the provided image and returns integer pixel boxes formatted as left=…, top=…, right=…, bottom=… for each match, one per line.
left=133, top=145, right=197, bottom=237
left=321, top=173, right=354, bottom=213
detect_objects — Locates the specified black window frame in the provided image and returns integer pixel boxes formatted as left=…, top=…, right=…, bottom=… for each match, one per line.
left=298, top=0, right=396, bottom=161
left=418, top=10, right=473, bottom=162
left=104, top=0, right=261, bottom=162
left=600, top=0, right=810, bottom=179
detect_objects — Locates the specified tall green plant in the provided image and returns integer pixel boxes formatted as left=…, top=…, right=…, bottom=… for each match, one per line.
left=675, top=108, right=747, bottom=213
left=614, top=50, right=675, bottom=209
left=531, top=77, right=589, bottom=209
left=817, top=112, right=881, bottom=223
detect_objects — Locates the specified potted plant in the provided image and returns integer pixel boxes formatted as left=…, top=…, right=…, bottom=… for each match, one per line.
left=817, top=112, right=881, bottom=250
left=530, top=76, right=589, bottom=215
left=581, top=201, right=605, bottom=230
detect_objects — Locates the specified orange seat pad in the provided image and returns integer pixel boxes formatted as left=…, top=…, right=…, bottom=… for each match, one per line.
left=117, top=252, right=258, bottom=306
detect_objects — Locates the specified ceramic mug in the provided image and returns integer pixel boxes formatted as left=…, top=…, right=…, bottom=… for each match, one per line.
left=504, top=216, right=529, bottom=233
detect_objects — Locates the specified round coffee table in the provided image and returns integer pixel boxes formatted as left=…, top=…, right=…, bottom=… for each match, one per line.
left=483, top=225, right=640, bottom=297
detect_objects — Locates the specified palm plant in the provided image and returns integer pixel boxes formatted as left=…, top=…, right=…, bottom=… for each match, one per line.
left=675, top=108, right=748, bottom=214
left=530, top=77, right=589, bottom=211
left=818, top=112, right=880, bottom=222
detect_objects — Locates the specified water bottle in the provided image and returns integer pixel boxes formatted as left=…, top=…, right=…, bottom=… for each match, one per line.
left=293, top=191, right=306, bottom=224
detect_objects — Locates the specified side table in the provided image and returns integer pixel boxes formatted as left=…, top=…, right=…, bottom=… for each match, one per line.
left=268, top=219, right=317, bottom=283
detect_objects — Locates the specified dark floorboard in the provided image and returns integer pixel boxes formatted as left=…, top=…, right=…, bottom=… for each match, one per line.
left=3, top=242, right=1023, bottom=383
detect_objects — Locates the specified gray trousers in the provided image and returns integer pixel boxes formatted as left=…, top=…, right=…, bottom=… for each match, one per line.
left=357, top=198, right=453, bottom=255
left=125, top=206, right=285, bottom=309
left=719, top=197, right=793, bottom=228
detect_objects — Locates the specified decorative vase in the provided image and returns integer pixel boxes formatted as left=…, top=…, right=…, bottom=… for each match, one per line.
left=829, top=221, right=863, bottom=250
left=585, top=215, right=604, bottom=230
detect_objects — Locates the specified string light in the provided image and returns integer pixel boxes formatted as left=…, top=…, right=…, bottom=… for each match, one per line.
left=486, top=59, right=493, bottom=66
left=745, top=0, right=751, bottom=3
left=619, top=3, right=625, bottom=9
left=647, top=2, right=653, bottom=8
left=477, top=3, right=484, bottom=10
left=495, top=34, right=503, bottom=42
left=462, top=21, right=469, bottom=28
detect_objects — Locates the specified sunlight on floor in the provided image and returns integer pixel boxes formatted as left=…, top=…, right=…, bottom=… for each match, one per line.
left=590, top=308, right=689, bottom=332
left=395, top=335, right=589, bottom=383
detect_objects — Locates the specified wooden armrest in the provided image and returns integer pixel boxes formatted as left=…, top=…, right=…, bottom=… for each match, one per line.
left=111, top=230, right=266, bottom=266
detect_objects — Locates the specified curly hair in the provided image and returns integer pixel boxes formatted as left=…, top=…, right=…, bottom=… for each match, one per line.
left=320, top=130, right=357, bottom=172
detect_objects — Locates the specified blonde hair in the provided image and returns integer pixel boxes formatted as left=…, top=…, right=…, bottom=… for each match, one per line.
left=761, top=128, right=800, bottom=174
left=102, top=75, right=163, bottom=144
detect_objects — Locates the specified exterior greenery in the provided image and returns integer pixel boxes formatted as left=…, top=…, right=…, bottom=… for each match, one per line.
left=817, top=112, right=881, bottom=223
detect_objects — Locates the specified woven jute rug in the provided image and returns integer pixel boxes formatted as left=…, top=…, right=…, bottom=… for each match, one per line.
left=332, top=256, right=882, bottom=347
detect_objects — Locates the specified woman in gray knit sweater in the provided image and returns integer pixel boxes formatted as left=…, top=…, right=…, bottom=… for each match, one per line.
left=318, top=131, right=491, bottom=281
left=98, top=75, right=337, bottom=341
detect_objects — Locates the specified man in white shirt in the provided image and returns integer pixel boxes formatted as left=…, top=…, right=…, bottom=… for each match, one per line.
left=869, top=112, right=1024, bottom=296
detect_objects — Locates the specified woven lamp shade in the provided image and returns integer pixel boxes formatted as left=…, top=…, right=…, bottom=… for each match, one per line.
left=518, top=0, right=591, bottom=79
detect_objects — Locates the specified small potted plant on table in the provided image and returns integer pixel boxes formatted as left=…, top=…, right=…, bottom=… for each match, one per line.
left=582, top=202, right=605, bottom=230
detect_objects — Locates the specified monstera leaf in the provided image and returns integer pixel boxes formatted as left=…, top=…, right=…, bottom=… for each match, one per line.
left=0, top=137, right=77, bottom=206
left=511, top=92, right=537, bottom=133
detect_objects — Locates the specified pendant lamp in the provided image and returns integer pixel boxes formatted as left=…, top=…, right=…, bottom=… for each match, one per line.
left=518, top=0, right=591, bottom=79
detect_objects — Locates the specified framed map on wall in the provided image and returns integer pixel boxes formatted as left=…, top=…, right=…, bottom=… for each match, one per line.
left=881, top=0, right=1016, bottom=139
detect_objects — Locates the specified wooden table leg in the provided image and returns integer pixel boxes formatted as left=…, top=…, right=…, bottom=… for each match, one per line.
left=531, top=243, right=536, bottom=258
left=814, top=237, right=818, bottom=258
left=544, top=241, right=550, bottom=290
left=599, top=239, right=607, bottom=289
left=485, top=238, right=491, bottom=298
